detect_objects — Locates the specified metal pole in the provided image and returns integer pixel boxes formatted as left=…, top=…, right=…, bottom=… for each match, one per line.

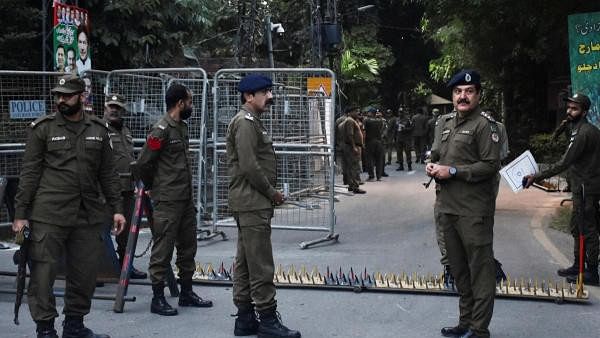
left=266, top=15, right=274, bottom=68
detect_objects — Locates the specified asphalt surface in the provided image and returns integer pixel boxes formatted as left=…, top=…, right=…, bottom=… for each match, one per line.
left=1, top=161, right=599, bottom=338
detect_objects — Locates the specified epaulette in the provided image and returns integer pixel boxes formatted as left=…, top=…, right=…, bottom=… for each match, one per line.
left=30, top=113, right=55, bottom=128
left=480, top=111, right=496, bottom=123
left=90, top=115, right=109, bottom=129
left=157, top=123, right=167, bottom=130
left=244, top=112, right=254, bottom=121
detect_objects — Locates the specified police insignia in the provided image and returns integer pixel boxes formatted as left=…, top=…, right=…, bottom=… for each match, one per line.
left=491, top=133, right=499, bottom=143
left=465, top=73, right=471, bottom=82
left=59, top=79, right=66, bottom=85
left=147, top=135, right=163, bottom=150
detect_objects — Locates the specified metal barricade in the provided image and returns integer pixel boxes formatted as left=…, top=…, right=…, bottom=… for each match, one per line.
left=0, top=70, right=65, bottom=226
left=210, top=68, right=338, bottom=249
left=105, top=68, right=220, bottom=237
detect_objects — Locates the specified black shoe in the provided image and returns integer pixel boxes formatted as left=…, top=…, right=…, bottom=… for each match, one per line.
left=151, top=283, right=178, bottom=316
left=234, top=307, right=259, bottom=336
left=382, top=172, right=389, bottom=177
left=366, top=177, right=375, bottom=182
left=566, top=270, right=599, bottom=286
left=62, top=317, right=109, bottom=338
left=351, top=188, right=366, bottom=194
left=376, top=178, right=382, bottom=181
left=408, top=164, right=412, bottom=171
left=151, top=295, right=178, bottom=315
left=358, top=181, right=365, bottom=185
left=441, top=326, right=468, bottom=337
left=130, top=266, right=148, bottom=279
left=178, top=289, right=213, bottom=307
left=38, top=329, right=58, bottom=338
left=396, top=167, right=404, bottom=171
left=459, top=330, right=482, bottom=338
left=557, top=263, right=579, bottom=277
left=386, top=162, right=391, bottom=165
left=258, top=310, right=301, bottom=338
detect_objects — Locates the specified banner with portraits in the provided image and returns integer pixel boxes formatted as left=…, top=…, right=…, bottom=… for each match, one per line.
left=53, top=2, right=91, bottom=77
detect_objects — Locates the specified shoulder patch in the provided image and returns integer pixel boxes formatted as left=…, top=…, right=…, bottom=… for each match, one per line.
left=147, top=135, right=164, bottom=151
left=157, top=124, right=167, bottom=130
left=244, top=113, right=254, bottom=121
left=30, top=113, right=55, bottom=128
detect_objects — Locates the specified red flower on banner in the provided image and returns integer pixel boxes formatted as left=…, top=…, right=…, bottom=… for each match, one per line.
left=147, top=135, right=163, bottom=151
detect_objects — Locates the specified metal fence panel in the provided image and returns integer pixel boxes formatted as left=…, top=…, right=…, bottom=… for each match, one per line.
left=106, top=68, right=209, bottom=226
left=210, top=68, right=338, bottom=248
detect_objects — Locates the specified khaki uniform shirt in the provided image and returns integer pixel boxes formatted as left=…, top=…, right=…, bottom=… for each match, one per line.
left=105, top=122, right=134, bottom=192
left=14, top=112, right=123, bottom=225
left=364, top=117, right=385, bottom=143
left=431, top=108, right=501, bottom=216
left=227, top=105, right=277, bottom=212
left=137, top=114, right=193, bottom=201
left=535, top=118, right=600, bottom=194
left=342, top=116, right=363, bottom=147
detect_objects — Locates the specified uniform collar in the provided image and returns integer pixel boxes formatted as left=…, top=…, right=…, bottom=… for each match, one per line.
left=164, top=113, right=180, bottom=127
left=241, top=104, right=261, bottom=121
left=570, top=117, right=588, bottom=130
left=55, top=110, right=89, bottom=126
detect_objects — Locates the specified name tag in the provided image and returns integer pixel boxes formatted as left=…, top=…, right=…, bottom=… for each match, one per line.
left=442, top=130, right=450, bottom=135
left=169, top=139, right=182, bottom=144
left=85, top=136, right=103, bottom=142
left=51, top=136, right=66, bottom=141
left=458, top=130, right=473, bottom=135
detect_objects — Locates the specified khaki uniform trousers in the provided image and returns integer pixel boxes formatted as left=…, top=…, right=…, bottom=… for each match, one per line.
left=28, top=220, right=104, bottom=321
left=439, top=213, right=495, bottom=338
left=232, top=208, right=277, bottom=312
left=148, top=199, right=197, bottom=283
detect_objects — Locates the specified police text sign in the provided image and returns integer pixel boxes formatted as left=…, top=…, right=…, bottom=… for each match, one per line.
left=9, top=100, right=46, bottom=119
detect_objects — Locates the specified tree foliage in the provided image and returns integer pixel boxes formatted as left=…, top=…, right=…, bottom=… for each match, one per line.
left=0, top=0, right=43, bottom=70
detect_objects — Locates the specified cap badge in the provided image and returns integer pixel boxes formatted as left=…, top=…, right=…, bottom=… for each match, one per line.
left=59, top=79, right=66, bottom=85
left=112, top=96, right=117, bottom=100
left=465, top=73, right=471, bottom=82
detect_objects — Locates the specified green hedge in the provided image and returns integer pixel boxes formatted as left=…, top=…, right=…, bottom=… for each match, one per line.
left=529, top=132, right=568, bottom=164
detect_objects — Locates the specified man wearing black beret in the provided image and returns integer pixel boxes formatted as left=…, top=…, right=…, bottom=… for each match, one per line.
left=427, top=69, right=501, bottom=338
left=227, top=74, right=301, bottom=338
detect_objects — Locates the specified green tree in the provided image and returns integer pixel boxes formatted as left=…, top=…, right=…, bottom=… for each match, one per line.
left=0, top=0, right=42, bottom=70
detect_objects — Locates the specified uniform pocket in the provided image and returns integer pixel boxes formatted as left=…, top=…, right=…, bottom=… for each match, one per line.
left=151, top=216, right=170, bottom=238
left=29, top=230, right=49, bottom=262
left=237, top=209, right=273, bottom=227
left=85, top=140, right=103, bottom=151
left=454, top=133, right=473, bottom=144
left=47, top=140, right=70, bottom=151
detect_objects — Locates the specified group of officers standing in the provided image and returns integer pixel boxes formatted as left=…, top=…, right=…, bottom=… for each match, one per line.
left=9, top=68, right=599, bottom=338
left=12, top=73, right=300, bottom=338
left=335, top=102, right=442, bottom=193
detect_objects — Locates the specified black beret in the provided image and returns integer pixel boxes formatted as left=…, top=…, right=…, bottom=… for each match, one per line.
left=237, top=74, right=273, bottom=93
left=563, top=93, right=591, bottom=111
left=447, top=69, right=481, bottom=88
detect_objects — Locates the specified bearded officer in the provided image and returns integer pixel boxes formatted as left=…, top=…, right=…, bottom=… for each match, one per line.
left=227, top=74, right=301, bottom=338
left=524, top=93, right=600, bottom=286
left=103, top=93, right=147, bottom=279
left=427, top=70, right=500, bottom=338
left=137, top=83, right=213, bottom=316
left=13, top=74, right=126, bottom=338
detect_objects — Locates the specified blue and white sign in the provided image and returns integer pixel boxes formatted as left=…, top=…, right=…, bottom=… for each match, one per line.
left=9, top=100, right=46, bottom=119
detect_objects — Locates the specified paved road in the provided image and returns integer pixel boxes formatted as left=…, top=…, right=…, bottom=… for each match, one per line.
left=1, top=162, right=598, bottom=337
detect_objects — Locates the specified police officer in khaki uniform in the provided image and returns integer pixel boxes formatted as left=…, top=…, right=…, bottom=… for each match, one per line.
left=364, top=108, right=386, bottom=181
left=13, top=74, right=126, bottom=338
left=103, top=93, right=147, bottom=279
left=427, top=70, right=500, bottom=338
left=341, top=106, right=366, bottom=194
left=412, top=107, right=430, bottom=164
left=227, top=74, right=301, bottom=338
left=395, top=108, right=414, bottom=171
left=524, top=93, right=600, bottom=286
left=137, top=84, right=213, bottom=316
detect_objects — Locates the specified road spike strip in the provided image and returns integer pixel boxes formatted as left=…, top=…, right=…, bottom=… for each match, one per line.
left=188, top=263, right=588, bottom=302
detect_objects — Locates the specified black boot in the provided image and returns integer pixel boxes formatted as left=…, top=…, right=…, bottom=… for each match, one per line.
left=443, top=265, right=454, bottom=289
left=61, top=316, right=109, bottom=338
left=494, top=258, right=507, bottom=283
left=257, top=309, right=301, bottom=338
left=151, top=282, right=178, bottom=316
left=178, top=279, right=213, bottom=307
left=407, top=163, right=412, bottom=171
left=118, top=255, right=148, bottom=280
left=234, top=304, right=259, bottom=336
left=557, top=262, right=580, bottom=277
left=36, top=320, right=58, bottom=338
left=396, top=166, right=404, bottom=171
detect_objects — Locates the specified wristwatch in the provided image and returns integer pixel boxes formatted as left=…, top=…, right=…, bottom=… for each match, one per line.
left=449, top=167, right=457, bottom=177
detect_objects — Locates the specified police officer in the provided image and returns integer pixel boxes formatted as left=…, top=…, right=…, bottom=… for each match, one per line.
left=364, top=108, right=386, bottom=181
left=395, top=108, right=413, bottom=171
left=341, top=106, right=366, bottom=194
left=137, top=83, right=213, bottom=316
left=335, top=112, right=349, bottom=185
left=383, top=108, right=394, bottom=165
left=427, top=70, right=500, bottom=338
left=524, top=93, right=600, bottom=286
left=412, top=107, right=430, bottom=164
left=427, top=108, right=440, bottom=149
left=227, top=74, right=301, bottom=338
left=103, top=93, right=147, bottom=279
left=13, top=74, right=126, bottom=338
